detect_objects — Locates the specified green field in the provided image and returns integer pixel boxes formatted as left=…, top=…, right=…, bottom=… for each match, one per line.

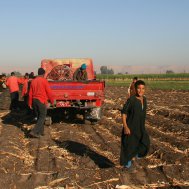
left=96, top=73, right=189, bottom=90
left=97, top=73, right=189, bottom=80
left=104, top=80, right=189, bottom=90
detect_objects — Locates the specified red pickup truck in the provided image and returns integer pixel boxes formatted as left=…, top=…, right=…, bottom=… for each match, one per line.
left=41, top=58, right=105, bottom=125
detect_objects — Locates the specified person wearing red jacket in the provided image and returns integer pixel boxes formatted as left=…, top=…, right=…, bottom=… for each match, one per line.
left=6, top=72, right=21, bottom=110
left=21, top=73, right=30, bottom=112
left=29, top=68, right=55, bottom=138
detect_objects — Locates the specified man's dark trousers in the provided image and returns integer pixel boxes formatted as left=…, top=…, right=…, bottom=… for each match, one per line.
left=31, top=98, right=47, bottom=135
left=24, top=95, right=32, bottom=114
left=10, top=91, right=19, bottom=110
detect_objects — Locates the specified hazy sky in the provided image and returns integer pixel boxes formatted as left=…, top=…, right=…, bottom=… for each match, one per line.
left=0, top=0, right=189, bottom=73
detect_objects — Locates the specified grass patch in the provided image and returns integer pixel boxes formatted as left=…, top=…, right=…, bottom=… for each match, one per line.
left=105, top=80, right=189, bottom=90
left=97, top=73, right=189, bottom=80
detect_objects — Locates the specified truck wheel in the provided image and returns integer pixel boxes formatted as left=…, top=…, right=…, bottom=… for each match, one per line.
left=45, top=116, right=52, bottom=126
left=82, top=111, right=91, bottom=124
left=90, top=107, right=102, bottom=120
left=91, top=120, right=98, bottom=125
left=83, top=108, right=102, bottom=124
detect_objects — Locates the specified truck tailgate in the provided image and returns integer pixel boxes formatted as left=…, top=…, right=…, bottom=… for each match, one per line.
left=49, top=80, right=105, bottom=101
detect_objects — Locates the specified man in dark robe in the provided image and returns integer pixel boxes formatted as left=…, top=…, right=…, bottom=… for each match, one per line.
left=120, top=80, right=150, bottom=169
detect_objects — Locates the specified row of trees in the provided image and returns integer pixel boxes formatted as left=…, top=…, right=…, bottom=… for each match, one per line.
left=1, top=71, right=22, bottom=76
left=100, top=66, right=114, bottom=74
left=99, top=66, right=175, bottom=74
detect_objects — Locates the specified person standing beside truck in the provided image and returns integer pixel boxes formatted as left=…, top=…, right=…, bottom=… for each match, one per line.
left=6, top=72, right=21, bottom=111
left=73, top=63, right=88, bottom=81
left=29, top=68, right=55, bottom=138
left=0, top=74, right=7, bottom=92
left=128, top=77, right=138, bottom=98
left=21, top=73, right=30, bottom=112
left=29, top=72, right=35, bottom=79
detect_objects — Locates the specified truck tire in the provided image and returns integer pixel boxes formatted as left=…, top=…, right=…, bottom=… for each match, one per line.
left=91, top=120, right=98, bottom=125
left=90, top=107, right=102, bottom=120
left=84, top=107, right=102, bottom=124
left=45, top=116, right=52, bottom=126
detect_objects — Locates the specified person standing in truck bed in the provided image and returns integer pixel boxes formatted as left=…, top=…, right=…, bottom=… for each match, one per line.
left=73, top=63, right=88, bottom=81
left=28, top=68, right=54, bottom=138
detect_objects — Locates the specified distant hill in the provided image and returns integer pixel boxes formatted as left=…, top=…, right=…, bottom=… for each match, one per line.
left=94, top=65, right=189, bottom=74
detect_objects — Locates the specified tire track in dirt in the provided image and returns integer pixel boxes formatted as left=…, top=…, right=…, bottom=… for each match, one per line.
left=27, top=127, right=59, bottom=187
left=0, top=117, right=60, bottom=188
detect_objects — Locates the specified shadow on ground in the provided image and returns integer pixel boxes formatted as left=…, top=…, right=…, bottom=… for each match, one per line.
left=55, top=140, right=115, bottom=168
left=1, top=100, right=35, bottom=137
left=49, top=108, right=86, bottom=124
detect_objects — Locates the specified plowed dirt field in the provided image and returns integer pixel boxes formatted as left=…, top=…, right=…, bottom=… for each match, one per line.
left=0, top=86, right=188, bottom=189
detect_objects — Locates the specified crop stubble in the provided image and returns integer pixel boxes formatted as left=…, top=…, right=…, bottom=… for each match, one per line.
left=0, top=87, right=188, bottom=188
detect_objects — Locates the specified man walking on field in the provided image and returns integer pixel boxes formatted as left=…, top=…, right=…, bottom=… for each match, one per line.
left=29, top=68, right=55, bottom=138
left=6, top=72, right=21, bottom=111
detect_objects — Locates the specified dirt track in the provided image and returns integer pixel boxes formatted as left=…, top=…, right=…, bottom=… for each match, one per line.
left=0, top=87, right=188, bottom=189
